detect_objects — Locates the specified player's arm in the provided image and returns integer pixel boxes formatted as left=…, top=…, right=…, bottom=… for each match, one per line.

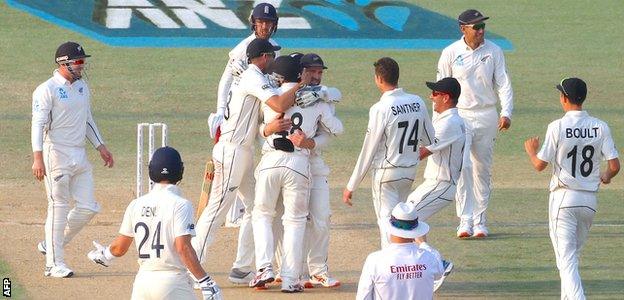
left=86, top=105, right=114, bottom=168
left=344, top=106, right=385, bottom=205
left=601, top=158, right=620, bottom=184
left=355, top=254, right=376, bottom=300
left=436, top=48, right=453, bottom=80
left=421, top=123, right=463, bottom=160
left=31, top=86, right=52, bottom=181
left=318, top=103, right=344, bottom=136
left=600, top=124, right=620, bottom=184
left=175, top=234, right=207, bottom=279
left=524, top=136, right=548, bottom=171
left=419, top=103, right=435, bottom=147
left=493, top=48, right=514, bottom=122
left=264, top=71, right=312, bottom=112
left=87, top=202, right=135, bottom=266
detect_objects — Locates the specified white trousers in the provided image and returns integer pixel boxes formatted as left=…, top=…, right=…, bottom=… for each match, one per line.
left=302, top=175, right=331, bottom=276
left=43, top=144, right=100, bottom=268
left=131, top=270, right=195, bottom=300
left=456, top=108, right=498, bottom=226
left=407, top=179, right=456, bottom=221
left=549, top=189, right=595, bottom=300
left=192, top=142, right=255, bottom=265
left=372, top=167, right=417, bottom=249
left=253, top=153, right=310, bottom=283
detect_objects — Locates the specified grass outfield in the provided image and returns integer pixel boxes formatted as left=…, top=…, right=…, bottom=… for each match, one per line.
left=0, top=260, right=25, bottom=299
left=1, top=0, right=623, bottom=299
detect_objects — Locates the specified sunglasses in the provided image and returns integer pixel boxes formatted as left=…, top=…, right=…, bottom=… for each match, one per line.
left=431, top=91, right=449, bottom=97
left=71, top=59, right=85, bottom=65
left=465, top=23, right=486, bottom=31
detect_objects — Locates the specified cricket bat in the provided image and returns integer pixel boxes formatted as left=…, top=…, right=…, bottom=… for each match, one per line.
left=196, top=159, right=214, bottom=219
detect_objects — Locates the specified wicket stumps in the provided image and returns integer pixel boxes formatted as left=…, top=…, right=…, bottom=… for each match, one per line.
left=136, top=123, right=168, bottom=197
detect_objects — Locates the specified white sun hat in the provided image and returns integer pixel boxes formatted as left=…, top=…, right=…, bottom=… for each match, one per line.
left=387, top=202, right=429, bottom=239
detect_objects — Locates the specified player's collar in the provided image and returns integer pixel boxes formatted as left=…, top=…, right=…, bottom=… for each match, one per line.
left=460, top=36, right=485, bottom=51
left=564, top=110, right=588, bottom=117
left=52, top=69, right=71, bottom=86
left=436, top=107, right=458, bottom=119
left=152, top=183, right=183, bottom=196
left=381, top=87, right=404, bottom=98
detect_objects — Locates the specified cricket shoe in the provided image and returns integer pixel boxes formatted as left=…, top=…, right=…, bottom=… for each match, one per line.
left=473, top=225, right=489, bottom=238
left=433, top=260, right=454, bottom=292
left=44, top=265, right=74, bottom=278
left=228, top=268, right=254, bottom=284
left=281, top=280, right=304, bottom=293
left=456, top=222, right=473, bottom=238
left=37, top=240, right=47, bottom=255
left=304, top=273, right=341, bottom=288
left=249, top=267, right=275, bottom=288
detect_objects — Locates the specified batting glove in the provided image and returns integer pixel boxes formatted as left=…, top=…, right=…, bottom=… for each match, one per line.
left=87, top=241, right=114, bottom=267
left=198, top=276, right=223, bottom=300
left=229, top=58, right=248, bottom=78
left=295, top=86, right=324, bottom=108
left=207, top=112, right=224, bottom=139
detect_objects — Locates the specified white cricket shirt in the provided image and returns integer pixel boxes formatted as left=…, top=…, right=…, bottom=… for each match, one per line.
left=216, top=34, right=280, bottom=114
left=219, top=64, right=279, bottom=148
left=31, top=70, right=104, bottom=151
left=423, top=108, right=466, bottom=184
left=346, top=88, right=434, bottom=191
left=437, top=38, right=513, bottom=118
left=537, top=110, right=618, bottom=192
left=356, top=243, right=443, bottom=300
left=119, top=184, right=196, bottom=272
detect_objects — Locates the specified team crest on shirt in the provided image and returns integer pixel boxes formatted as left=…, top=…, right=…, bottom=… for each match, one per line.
left=453, top=55, right=464, bottom=67
left=57, top=88, right=68, bottom=99
left=262, top=84, right=271, bottom=90
left=78, top=87, right=84, bottom=94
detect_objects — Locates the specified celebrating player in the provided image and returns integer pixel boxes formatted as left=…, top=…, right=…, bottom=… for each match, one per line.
left=250, top=55, right=343, bottom=292
left=87, top=147, right=221, bottom=300
left=356, top=202, right=444, bottom=300
left=32, top=41, right=114, bottom=278
left=193, top=39, right=310, bottom=284
left=437, top=9, right=514, bottom=238
left=524, top=78, right=619, bottom=299
left=343, top=57, right=434, bottom=249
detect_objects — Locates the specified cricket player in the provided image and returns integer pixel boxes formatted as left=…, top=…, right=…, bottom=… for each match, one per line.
left=32, top=41, right=114, bottom=278
left=343, top=57, right=434, bottom=249
left=356, top=202, right=444, bottom=300
left=193, top=39, right=310, bottom=283
left=437, top=9, right=513, bottom=238
left=250, top=55, right=343, bottom=292
left=87, top=147, right=222, bottom=300
left=524, top=78, right=619, bottom=300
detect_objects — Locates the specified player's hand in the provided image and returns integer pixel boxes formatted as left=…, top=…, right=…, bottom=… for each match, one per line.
left=229, top=58, right=248, bottom=78
left=32, top=153, right=46, bottom=181
left=97, top=145, right=114, bottom=168
left=265, top=113, right=291, bottom=136
left=198, top=276, right=223, bottom=300
left=342, top=188, right=353, bottom=207
left=207, top=112, right=224, bottom=139
left=498, top=116, right=511, bottom=131
left=87, top=241, right=113, bottom=267
left=600, top=173, right=612, bottom=184
left=524, top=136, right=540, bottom=155
left=288, top=129, right=308, bottom=147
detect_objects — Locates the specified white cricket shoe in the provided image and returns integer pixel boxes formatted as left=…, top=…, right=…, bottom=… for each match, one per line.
left=249, top=267, right=275, bottom=288
left=281, top=279, right=304, bottom=293
left=473, top=224, right=489, bottom=238
left=304, top=273, right=341, bottom=288
left=44, top=265, right=74, bottom=278
left=456, top=222, right=473, bottom=238
left=37, top=241, right=47, bottom=255
left=228, top=268, right=254, bottom=284
left=433, top=260, right=453, bottom=292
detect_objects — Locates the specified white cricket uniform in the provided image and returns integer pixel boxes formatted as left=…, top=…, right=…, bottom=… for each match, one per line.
left=216, top=34, right=280, bottom=229
left=407, top=108, right=466, bottom=221
left=119, top=184, right=197, bottom=300
left=193, top=64, right=278, bottom=264
left=254, top=82, right=343, bottom=283
left=346, top=88, right=434, bottom=248
left=31, top=70, right=105, bottom=268
left=437, top=37, right=513, bottom=228
left=536, top=110, right=618, bottom=300
left=356, top=243, right=443, bottom=300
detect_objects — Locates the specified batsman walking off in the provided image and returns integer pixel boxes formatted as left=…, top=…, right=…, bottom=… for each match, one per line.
left=524, top=78, right=619, bottom=300
left=31, top=41, right=114, bottom=278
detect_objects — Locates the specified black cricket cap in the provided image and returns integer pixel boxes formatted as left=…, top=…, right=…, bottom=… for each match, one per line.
left=301, top=53, right=327, bottom=69
left=556, top=77, right=587, bottom=103
left=458, top=9, right=489, bottom=25
left=55, top=41, right=90, bottom=63
left=270, top=55, right=302, bottom=83
left=426, top=77, right=461, bottom=100
left=246, top=38, right=281, bottom=60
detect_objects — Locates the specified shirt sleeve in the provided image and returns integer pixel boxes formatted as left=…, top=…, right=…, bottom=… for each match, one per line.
left=216, top=61, right=233, bottom=116
left=346, top=105, right=385, bottom=191
left=600, top=123, right=619, bottom=160
left=318, top=103, right=344, bottom=136
left=419, top=102, right=435, bottom=147
left=425, top=121, right=462, bottom=153
left=174, top=200, right=196, bottom=237
left=85, top=96, right=105, bottom=149
left=493, top=47, right=514, bottom=118
left=537, top=121, right=559, bottom=163
left=355, top=254, right=376, bottom=300
left=313, top=128, right=331, bottom=150
left=436, top=47, right=453, bottom=80
left=119, top=201, right=135, bottom=237
left=31, top=85, right=52, bottom=152
left=248, top=74, right=279, bottom=104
